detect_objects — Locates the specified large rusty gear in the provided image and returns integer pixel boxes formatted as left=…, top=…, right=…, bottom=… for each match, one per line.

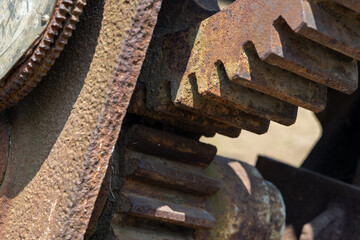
left=0, top=0, right=86, bottom=111
left=1, top=0, right=360, bottom=239
left=135, top=0, right=360, bottom=138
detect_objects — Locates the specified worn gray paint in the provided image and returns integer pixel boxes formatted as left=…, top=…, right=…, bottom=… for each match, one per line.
left=0, top=0, right=56, bottom=82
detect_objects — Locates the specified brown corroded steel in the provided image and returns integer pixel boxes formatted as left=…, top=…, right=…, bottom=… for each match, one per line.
left=257, top=156, right=360, bottom=239
left=173, top=74, right=271, bottom=134
left=0, top=0, right=162, bottom=238
left=106, top=124, right=221, bottom=238
left=125, top=124, right=217, bottom=167
left=196, top=156, right=286, bottom=240
left=157, top=29, right=272, bottom=133
left=176, top=0, right=358, bottom=101
left=163, top=27, right=300, bottom=126
left=128, top=84, right=241, bottom=138
left=135, top=0, right=272, bottom=136
left=106, top=124, right=286, bottom=239
left=125, top=151, right=221, bottom=197
left=127, top=195, right=216, bottom=229
left=0, top=0, right=86, bottom=111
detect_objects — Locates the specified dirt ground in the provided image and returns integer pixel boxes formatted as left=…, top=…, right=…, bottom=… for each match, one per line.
left=201, top=108, right=322, bottom=167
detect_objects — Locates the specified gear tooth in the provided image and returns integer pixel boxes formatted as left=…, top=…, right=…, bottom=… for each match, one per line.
left=47, top=28, right=58, bottom=37
left=73, top=7, right=83, bottom=16
left=62, top=30, right=73, bottom=38
left=58, top=36, right=69, bottom=45
left=35, top=49, right=45, bottom=57
left=77, top=0, right=86, bottom=8
left=54, top=44, right=64, bottom=52
left=52, top=21, right=63, bottom=29
left=286, top=1, right=360, bottom=62
left=43, top=37, right=52, bottom=45
left=59, top=4, right=71, bottom=14
left=54, top=12, right=67, bottom=22
left=0, top=0, right=86, bottom=111
left=70, top=15, right=80, bottom=23
left=27, top=61, right=35, bottom=70
left=37, top=69, right=47, bottom=78
left=39, top=43, right=50, bottom=51
left=63, top=0, right=74, bottom=6
left=17, top=75, right=27, bottom=83
left=31, top=55, right=41, bottom=63
left=65, top=24, right=76, bottom=31
left=23, top=67, right=33, bottom=75
left=51, top=50, right=61, bottom=59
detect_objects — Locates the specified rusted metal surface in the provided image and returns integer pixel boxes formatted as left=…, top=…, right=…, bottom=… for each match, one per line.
left=136, top=0, right=360, bottom=139
left=0, top=0, right=86, bottom=111
left=162, top=27, right=299, bottom=126
left=179, top=0, right=358, bottom=98
left=125, top=150, right=221, bottom=197
left=0, top=0, right=162, bottom=238
left=94, top=123, right=222, bottom=239
left=2, top=0, right=360, bottom=238
left=93, top=123, right=287, bottom=239
left=296, top=1, right=360, bottom=61
left=128, top=84, right=241, bottom=138
left=196, top=156, right=285, bottom=240
left=156, top=26, right=271, bottom=133
left=124, top=124, right=217, bottom=167
left=131, top=0, right=270, bottom=136
left=257, top=156, right=360, bottom=240
left=127, top=195, right=216, bottom=229
left=0, top=0, right=57, bottom=81
left=134, top=0, right=360, bottom=138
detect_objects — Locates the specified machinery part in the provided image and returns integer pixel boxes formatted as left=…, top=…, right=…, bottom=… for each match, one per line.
left=256, top=156, right=360, bottom=240
left=134, top=0, right=360, bottom=139
left=1, top=0, right=360, bottom=239
left=113, top=125, right=219, bottom=230
left=0, top=0, right=87, bottom=111
left=128, top=84, right=241, bottom=138
left=0, top=0, right=162, bottom=238
left=91, top=123, right=220, bottom=239
left=174, top=0, right=360, bottom=122
left=90, top=123, right=285, bottom=239
left=197, top=156, right=285, bottom=240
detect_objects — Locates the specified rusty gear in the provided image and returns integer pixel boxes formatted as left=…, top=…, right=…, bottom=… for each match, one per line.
left=0, top=0, right=86, bottom=111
